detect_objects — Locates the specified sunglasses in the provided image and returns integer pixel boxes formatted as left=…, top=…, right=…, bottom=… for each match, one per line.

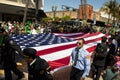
left=77, top=42, right=82, bottom=45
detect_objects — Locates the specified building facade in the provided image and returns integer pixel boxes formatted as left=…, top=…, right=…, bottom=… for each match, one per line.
left=46, top=10, right=78, bottom=19
left=0, top=0, right=45, bottom=22
left=79, top=4, right=93, bottom=20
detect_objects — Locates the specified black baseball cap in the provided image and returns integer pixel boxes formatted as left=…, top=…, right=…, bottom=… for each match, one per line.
left=23, top=48, right=37, bottom=59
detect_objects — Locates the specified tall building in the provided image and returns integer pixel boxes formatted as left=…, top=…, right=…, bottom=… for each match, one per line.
left=0, top=0, right=46, bottom=22
left=79, top=4, right=93, bottom=20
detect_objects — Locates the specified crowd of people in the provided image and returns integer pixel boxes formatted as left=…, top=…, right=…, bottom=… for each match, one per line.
left=0, top=20, right=120, bottom=80
left=0, top=21, right=120, bottom=35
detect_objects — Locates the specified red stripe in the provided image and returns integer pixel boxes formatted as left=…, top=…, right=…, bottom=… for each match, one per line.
left=36, top=44, right=76, bottom=56
left=85, top=37, right=101, bottom=44
left=86, top=45, right=97, bottom=53
left=52, top=56, right=70, bottom=65
left=80, top=32, right=101, bottom=39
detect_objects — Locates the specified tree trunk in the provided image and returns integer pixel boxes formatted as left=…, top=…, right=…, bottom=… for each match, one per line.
left=23, top=0, right=29, bottom=26
left=107, top=13, right=111, bottom=24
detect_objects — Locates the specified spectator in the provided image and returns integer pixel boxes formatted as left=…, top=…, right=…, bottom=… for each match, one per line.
left=91, top=36, right=108, bottom=80
left=105, top=37, right=116, bottom=69
left=103, top=65, right=119, bottom=80
left=111, top=34, right=118, bottom=53
left=115, top=31, right=120, bottom=48
left=30, top=27, right=37, bottom=34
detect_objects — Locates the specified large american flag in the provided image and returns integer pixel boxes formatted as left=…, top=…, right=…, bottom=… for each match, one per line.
left=11, top=32, right=108, bottom=69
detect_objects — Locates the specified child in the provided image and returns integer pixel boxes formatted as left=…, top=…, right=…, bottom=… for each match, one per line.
left=23, top=48, right=53, bottom=80
left=103, top=65, right=118, bottom=80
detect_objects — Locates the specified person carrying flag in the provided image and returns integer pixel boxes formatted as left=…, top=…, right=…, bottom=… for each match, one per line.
left=69, top=38, right=91, bottom=80
left=0, top=27, right=24, bottom=80
left=23, top=48, right=53, bottom=80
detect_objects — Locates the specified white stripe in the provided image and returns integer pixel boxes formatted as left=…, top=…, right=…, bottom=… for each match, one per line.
left=54, top=32, right=83, bottom=36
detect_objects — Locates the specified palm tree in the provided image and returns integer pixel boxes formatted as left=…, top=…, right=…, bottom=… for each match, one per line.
left=110, top=0, right=119, bottom=26
left=100, top=0, right=118, bottom=24
left=113, top=4, right=120, bottom=25
left=23, top=0, right=30, bottom=26
left=117, top=4, right=120, bottom=20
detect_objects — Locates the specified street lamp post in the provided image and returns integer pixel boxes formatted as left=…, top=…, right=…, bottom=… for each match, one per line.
left=52, top=6, right=57, bottom=19
left=93, top=13, right=96, bottom=25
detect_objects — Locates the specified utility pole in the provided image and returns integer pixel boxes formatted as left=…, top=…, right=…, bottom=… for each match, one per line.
left=35, top=0, right=39, bottom=24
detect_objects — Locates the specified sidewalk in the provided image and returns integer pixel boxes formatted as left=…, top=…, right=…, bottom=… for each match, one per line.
left=0, top=61, right=28, bottom=80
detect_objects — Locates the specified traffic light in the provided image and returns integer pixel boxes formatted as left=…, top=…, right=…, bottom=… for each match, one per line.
left=66, top=7, right=69, bottom=11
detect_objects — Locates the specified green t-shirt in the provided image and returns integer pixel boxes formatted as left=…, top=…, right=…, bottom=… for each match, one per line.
left=25, top=25, right=30, bottom=34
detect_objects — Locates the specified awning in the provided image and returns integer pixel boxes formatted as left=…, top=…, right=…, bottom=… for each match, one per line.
left=0, top=3, right=47, bottom=21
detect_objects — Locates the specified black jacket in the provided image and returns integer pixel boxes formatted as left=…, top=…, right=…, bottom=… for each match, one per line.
left=93, top=43, right=108, bottom=66
left=107, top=42, right=116, bottom=56
left=2, top=36, right=23, bottom=62
left=28, top=57, right=53, bottom=80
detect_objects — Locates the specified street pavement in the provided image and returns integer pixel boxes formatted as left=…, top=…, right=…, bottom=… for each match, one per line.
left=0, top=54, right=119, bottom=80
left=0, top=62, right=104, bottom=80
left=1, top=53, right=120, bottom=80
left=52, top=65, right=103, bottom=80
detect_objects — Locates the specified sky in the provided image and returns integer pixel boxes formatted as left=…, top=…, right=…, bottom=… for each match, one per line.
left=44, top=0, right=120, bottom=12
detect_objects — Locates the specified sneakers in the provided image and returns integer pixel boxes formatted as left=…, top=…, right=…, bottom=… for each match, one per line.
left=16, top=73, right=25, bottom=80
